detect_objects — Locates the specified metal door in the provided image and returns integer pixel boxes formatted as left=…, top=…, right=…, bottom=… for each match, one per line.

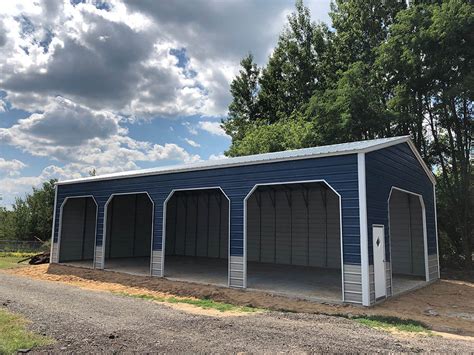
left=372, top=225, right=386, bottom=300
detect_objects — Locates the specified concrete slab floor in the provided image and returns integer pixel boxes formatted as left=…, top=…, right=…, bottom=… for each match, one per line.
left=392, top=274, right=426, bottom=296
left=105, top=257, right=151, bottom=276
left=248, top=262, right=342, bottom=302
left=164, top=255, right=228, bottom=286
left=165, top=256, right=342, bottom=302
left=63, top=256, right=343, bottom=302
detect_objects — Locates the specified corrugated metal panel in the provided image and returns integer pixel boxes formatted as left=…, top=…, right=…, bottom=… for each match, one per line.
left=246, top=184, right=341, bottom=269
left=51, top=242, right=59, bottom=263
left=365, top=142, right=437, bottom=269
left=57, top=136, right=410, bottom=186
left=229, top=256, right=244, bottom=287
left=59, top=197, right=96, bottom=262
left=428, top=254, right=439, bottom=281
left=53, top=152, right=361, bottom=297
left=165, top=190, right=228, bottom=260
left=54, top=153, right=360, bottom=262
left=385, top=261, right=392, bottom=296
left=94, top=246, right=103, bottom=269
left=104, top=194, right=152, bottom=260
left=151, top=250, right=162, bottom=276
left=389, top=191, right=425, bottom=276
left=343, top=264, right=362, bottom=304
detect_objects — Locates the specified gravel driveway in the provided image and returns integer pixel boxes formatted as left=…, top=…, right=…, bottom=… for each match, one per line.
left=0, top=272, right=472, bottom=353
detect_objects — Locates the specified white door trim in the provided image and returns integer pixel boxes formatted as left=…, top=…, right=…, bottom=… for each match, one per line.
left=387, top=186, right=430, bottom=288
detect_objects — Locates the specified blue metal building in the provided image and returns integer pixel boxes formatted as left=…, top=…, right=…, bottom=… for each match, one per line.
left=50, top=136, right=439, bottom=306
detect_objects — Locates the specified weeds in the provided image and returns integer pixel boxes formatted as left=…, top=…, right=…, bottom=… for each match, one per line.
left=116, top=292, right=262, bottom=313
left=354, top=315, right=431, bottom=334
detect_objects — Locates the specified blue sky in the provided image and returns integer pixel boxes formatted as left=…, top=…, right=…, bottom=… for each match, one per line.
left=0, top=0, right=331, bottom=207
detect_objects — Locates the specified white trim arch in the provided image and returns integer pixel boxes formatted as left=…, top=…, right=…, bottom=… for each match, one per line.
left=387, top=186, right=429, bottom=294
left=101, top=191, right=155, bottom=275
left=243, top=179, right=344, bottom=301
left=56, top=195, right=98, bottom=267
left=161, top=186, right=231, bottom=285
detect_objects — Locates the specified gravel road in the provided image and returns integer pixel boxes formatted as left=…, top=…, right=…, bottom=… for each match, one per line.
left=0, top=272, right=472, bottom=353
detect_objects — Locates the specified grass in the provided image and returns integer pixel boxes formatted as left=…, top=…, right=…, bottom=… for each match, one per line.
left=354, top=315, right=431, bottom=334
left=0, top=252, right=37, bottom=270
left=0, top=309, right=53, bottom=354
left=117, top=291, right=262, bottom=313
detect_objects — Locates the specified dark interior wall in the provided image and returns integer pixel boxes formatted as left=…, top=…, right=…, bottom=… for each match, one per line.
left=59, top=197, right=96, bottom=262
left=247, top=184, right=341, bottom=269
left=389, top=189, right=425, bottom=276
left=165, top=190, right=229, bottom=259
left=105, top=194, right=153, bottom=259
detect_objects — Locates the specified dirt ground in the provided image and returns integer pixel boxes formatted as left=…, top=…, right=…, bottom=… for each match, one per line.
left=5, top=264, right=474, bottom=337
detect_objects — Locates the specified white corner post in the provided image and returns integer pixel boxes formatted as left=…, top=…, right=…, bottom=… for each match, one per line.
left=49, top=184, right=59, bottom=263
left=358, top=153, right=370, bottom=306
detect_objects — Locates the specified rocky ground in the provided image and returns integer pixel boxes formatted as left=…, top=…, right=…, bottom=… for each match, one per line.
left=1, top=272, right=473, bottom=353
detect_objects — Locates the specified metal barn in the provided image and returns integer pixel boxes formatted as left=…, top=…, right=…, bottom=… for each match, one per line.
left=50, top=136, right=439, bottom=306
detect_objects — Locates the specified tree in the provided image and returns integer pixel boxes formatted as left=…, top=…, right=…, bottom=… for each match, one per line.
left=305, top=61, right=392, bottom=145
left=258, top=0, right=331, bottom=122
left=0, top=207, right=15, bottom=240
left=10, top=179, right=57, bottom=242
left=222, top=54, right=260, bottom=141
left=226, top=118, right=314, bottom=157
left=329, top=0, right=406, bottom=69
left=378, top=0, right=473, bottom=267
left=225, top=0, right=473, bottom=269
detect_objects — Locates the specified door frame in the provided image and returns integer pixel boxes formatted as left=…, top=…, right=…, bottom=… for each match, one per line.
left=387, top=186, right=429, bottom=294
left=243, top=179, right=344, bottom=301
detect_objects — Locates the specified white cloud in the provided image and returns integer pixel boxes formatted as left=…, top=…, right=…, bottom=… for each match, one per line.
left=0, top=0, right=332, bottom=118
left=198, top=121, right=229, bottom=138
left=184, top=138, right=200, bottom=148
left=208, top=153, right=227, bottom=160
left=0, top=158, right=26, bottom=176
left=0, top=96, right=200, bottom=178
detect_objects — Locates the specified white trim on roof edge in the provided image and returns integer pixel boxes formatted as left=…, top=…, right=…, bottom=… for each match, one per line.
left=56, top=136, right=435, bottom=186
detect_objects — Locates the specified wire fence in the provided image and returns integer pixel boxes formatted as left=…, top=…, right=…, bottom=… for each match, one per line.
left=0, top=240, right=47, bottom=253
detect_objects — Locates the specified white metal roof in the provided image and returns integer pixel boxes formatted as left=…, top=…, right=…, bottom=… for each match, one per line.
left=57, top=135, right=434, bottom=185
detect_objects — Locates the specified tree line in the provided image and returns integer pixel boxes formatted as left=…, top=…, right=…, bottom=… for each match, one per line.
left=222, top=0, right=472, bottom=269
left=0, top=180, right=56, bottom=245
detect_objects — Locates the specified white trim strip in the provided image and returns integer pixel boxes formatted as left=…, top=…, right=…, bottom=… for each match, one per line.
left=358, top=153, right=370, bottom=306
left=49, top=185, right=58, bottom=262
left=433, top=185, right=440, bottom=278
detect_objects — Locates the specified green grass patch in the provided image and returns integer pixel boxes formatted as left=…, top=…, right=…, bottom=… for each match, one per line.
left=116, top=292, right=262, bottom=313
left=354, top=315, right=431, bottom=334
left=0, top=309, right=53, bottom=354
left=0, top=252, right=37, bottom=269
left=0, top=252, right=38, bottom=258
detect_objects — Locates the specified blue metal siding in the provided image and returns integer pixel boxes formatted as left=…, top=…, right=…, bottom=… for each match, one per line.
left=53, top=154, right=361, bottom=264
left=365, top=143, right=436, bottom=264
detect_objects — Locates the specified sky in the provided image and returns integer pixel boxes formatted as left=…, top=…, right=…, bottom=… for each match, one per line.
left=0, top=0, right=331, bottom=207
